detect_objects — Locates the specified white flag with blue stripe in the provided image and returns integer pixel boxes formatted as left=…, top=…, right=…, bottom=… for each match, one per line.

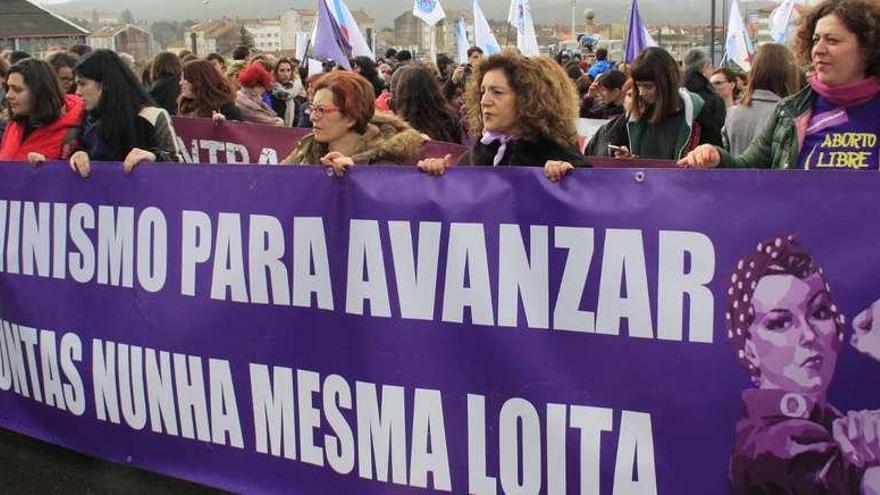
left=473, top=0, right=501, bottom=55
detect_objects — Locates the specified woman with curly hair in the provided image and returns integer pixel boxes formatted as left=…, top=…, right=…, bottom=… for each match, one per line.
left=389, top=65, right=461, bottom=143
left=417, top=51, right=588, bottom=181
left=177, top=59, right=241, bottom=121
left=680, top=0, right=880, bottom=170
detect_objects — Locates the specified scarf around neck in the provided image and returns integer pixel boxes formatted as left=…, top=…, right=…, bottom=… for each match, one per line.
left=810, top=75, right=880, bottom=107
left=480, top=130, right=518, bottom=166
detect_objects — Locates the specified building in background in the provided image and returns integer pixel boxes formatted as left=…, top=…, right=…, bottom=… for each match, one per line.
left=0, top=0, right=89, bottom=58
left=242, top=17, right=283, bottom=52
left=184, top=20, right=239, bottom=56
left=89, top=24, right=155, bottom=61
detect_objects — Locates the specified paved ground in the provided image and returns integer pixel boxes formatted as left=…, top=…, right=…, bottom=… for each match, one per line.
left=0, top=428, right=227, bottom=494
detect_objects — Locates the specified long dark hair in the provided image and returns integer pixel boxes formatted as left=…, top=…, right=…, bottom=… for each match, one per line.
left=353, top=55, right=384, bottom=93
left=630, top=47, right=682, bottom=123
left=7, top=58, right=65, bottom=126
left=75, top=49, right=153, bottom=157
left=178, top=59, right=235, bottom=117
left=391, top=65, right=460, bottom=143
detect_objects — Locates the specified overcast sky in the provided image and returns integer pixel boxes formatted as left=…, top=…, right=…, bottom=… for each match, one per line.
left=49, top=0, right=716, bottom=28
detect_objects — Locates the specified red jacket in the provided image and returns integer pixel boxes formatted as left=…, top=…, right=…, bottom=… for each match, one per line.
left=0, top=94, right=84, bottom=161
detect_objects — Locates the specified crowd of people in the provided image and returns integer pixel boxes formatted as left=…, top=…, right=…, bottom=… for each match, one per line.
left=0, top=0, right=877, bottom=179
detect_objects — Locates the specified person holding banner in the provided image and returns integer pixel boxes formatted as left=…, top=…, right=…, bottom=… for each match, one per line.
left=607, top=47, right=709, bottom=160
left=418, top=51, right=588, bottom=180
left=281, top=71, right=425, bottom=173
left=0, top=59, right=83, bottom=163
left=177, top=60, right=242, bottom=122
left=679, top=0, right=880, bottom=170
left=725, top=235, right=880, bottom=493
left=67, top=50, right=182, bottom=177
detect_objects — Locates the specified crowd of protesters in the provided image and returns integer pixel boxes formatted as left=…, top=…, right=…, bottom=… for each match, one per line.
left=0, top=0, right=877, bottom=178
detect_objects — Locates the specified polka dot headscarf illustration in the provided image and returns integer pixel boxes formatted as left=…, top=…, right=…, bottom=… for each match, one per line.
left=724, top=235, right=846, bottom=376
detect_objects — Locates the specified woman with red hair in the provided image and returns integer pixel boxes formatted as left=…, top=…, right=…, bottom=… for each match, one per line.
left=281, top=71, right=424, bottom=173
left=234, top=63, right=283, bottom=126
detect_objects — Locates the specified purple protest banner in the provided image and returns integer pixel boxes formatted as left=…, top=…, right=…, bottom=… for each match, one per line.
left=0, top=162, right=878, bottom=494
left=173, top=117, right=469, bottom=165
left=173, top=116, right=309, bottom=164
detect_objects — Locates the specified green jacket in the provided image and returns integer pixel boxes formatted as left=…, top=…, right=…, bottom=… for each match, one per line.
left=626, top=88, right=706, bottom=160
left=719, top=86, right=816, bottom=169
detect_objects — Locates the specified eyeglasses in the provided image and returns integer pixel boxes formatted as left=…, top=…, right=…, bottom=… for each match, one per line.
left=306, top=103, right=340, bottom=117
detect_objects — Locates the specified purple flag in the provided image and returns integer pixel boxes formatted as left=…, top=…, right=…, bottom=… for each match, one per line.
left=624, top=0, right=649, bottom=63
left=313, top=0, right=352, bottom=70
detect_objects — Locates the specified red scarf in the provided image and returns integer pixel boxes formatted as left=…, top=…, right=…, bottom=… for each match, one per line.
left=810, top=75, right=880, bottom=107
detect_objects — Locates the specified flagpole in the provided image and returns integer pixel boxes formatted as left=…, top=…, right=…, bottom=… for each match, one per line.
left=429, top=23, right=437, bottom=62
left=710, top=0, right=716, bottom=66
left=721, top=0, right=727, bottom=64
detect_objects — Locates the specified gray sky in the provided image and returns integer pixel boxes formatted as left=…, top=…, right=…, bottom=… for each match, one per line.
left=49, top=0, right=714, bottom=28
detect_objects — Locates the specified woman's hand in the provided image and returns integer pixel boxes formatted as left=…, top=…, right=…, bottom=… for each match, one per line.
left=417, top=154, right=453, bottom=176
left=833, top=410, right=880, bottom=467
left=613, top=146, right=637, bottom=159
left=587, top=80, right=601, bottom=99
left=27, top=152, right=46, bottom=167
left=69, top=151, right=90, bottom=178
left=451, top=65, right=467, bottom=84
left=212, top=111, right=227, bottom=123
left=320, top=151, right=354, bottom=177
left=544, top=160, right=574, bottom=182
left=853, top=300, right=880, bottom=362
left=677, top=144, right=721, bottom=168
left=123, top=148, right=157, bottom=174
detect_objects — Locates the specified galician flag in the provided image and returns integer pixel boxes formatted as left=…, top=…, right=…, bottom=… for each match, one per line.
left=413, top=0, right=446, bottom=26
left=724, top=0, right=754, bottom=70
left=473, top=0, right=501, bottom=55
left=507, top=0, right=540, bottom=56
left=312, top=0, right=352, bottom=70
left=327, top=0, right=374, bottom=59
left=455, top=17, right=470, bottom=63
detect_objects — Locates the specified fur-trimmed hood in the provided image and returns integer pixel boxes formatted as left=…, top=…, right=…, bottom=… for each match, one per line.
left=283, top=112, right=425, bottom=165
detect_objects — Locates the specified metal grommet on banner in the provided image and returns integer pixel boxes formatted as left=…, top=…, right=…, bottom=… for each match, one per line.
left=634, top=171, right=646, bottom=183
left=325, top=167, right=335, bottom=177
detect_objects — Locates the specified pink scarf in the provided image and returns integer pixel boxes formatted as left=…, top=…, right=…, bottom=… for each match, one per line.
left=810, top=75, right=880, bottom=107
left=480, top=131, right=518, bottom=166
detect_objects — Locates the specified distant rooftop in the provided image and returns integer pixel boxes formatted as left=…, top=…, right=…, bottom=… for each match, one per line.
left=0, top=0, right=89, bottom=38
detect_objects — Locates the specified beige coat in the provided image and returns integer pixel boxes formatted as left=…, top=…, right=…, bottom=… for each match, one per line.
left=282, top=112, right=425, bottom=165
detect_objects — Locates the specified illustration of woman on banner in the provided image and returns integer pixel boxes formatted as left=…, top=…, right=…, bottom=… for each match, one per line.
left=725, top=235, right=880, bottom=494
